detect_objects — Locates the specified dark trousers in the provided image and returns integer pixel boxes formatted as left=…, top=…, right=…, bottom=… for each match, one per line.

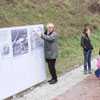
left=84, top=49, right=92, bottom=71
left=47, top=59, right=57, bottom=81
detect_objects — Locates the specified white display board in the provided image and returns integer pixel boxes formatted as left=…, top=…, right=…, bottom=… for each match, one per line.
left=0, top=25, right=46, bottom=100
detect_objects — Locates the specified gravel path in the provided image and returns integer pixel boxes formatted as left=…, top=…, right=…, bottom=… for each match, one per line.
left=10, top=59, right=97, bottom=100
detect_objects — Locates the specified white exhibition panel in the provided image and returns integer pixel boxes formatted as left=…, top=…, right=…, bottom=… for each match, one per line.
left=0, top=25, right=46, bottom=100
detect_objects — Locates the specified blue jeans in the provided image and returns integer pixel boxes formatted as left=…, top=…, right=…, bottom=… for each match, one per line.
left=84, top=49, right=92, bottom=71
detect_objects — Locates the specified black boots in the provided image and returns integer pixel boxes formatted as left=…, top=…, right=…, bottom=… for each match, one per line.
left=47, top=79, right=53, bottom=83
left=49, top=79, right=57, bottom=84
left=48, top=79, right=57, bottom=84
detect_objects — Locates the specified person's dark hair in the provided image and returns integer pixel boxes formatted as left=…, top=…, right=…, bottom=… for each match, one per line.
left=83, top=27, right=90, bottom=33
left=99, top=50, right=100, bottom=55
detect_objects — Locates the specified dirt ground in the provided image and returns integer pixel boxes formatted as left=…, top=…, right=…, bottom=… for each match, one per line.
left=52, top=75, right=100, bottom=100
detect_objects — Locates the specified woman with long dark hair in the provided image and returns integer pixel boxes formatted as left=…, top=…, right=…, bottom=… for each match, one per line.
left=81, top=27, right=93, bottom=74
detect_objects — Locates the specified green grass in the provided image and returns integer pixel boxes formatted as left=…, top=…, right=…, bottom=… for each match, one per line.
left=81, top=17, right=92, bottom=26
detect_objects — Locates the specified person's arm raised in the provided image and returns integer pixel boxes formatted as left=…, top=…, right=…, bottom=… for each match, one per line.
left=41, top=32, right=57, bottom=41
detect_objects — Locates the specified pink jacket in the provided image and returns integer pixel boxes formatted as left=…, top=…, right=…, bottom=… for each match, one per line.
left=97, top=57, right=100, bottom=69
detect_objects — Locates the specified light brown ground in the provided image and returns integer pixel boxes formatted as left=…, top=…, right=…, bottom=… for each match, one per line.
left=52, top=75, right=100, bottom=100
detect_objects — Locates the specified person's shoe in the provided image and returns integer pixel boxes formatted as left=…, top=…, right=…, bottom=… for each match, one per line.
left=49, top=79, right=57, bottom=85
left=47, top=79, right=53, bottom=83
left=88, top=70, right=92, bottom=74
left=84, top=70, right=87, bottom=75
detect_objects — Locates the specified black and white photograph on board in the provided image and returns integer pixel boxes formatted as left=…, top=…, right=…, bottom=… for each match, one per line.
left=11, top=28, right=28, bottom=57
left=30, top=27, right=44, bottom=51
left=1, top=44, right=10, bottom=56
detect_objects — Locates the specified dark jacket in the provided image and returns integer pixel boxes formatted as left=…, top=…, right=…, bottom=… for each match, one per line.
left=41, top=31, right=58, bottom=59
left=81, top=32, right=93, bottom=51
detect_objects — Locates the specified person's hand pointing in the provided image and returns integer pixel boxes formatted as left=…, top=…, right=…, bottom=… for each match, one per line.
left=36, top=32, right=41, bottom=37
